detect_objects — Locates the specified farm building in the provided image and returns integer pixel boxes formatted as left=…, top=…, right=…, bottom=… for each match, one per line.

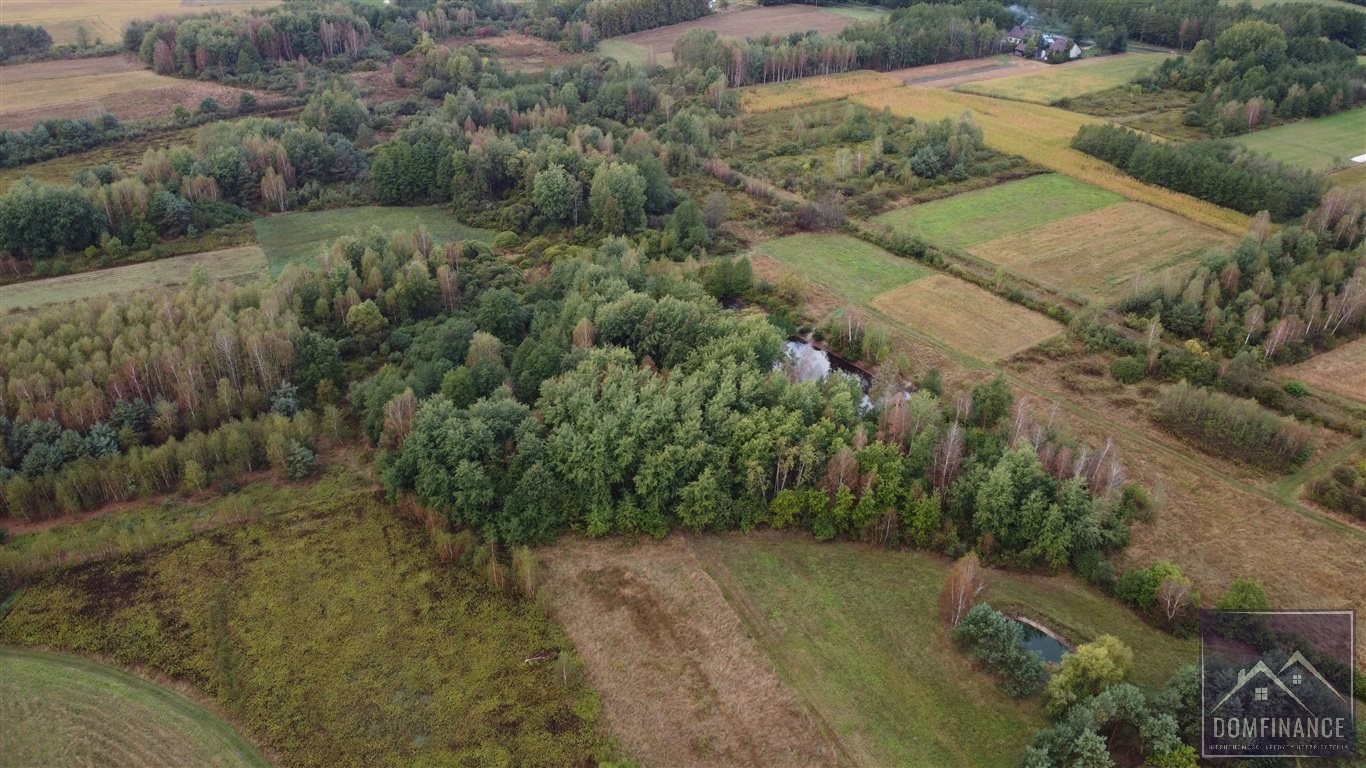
left=1009, top=32, right=1081, bottom=62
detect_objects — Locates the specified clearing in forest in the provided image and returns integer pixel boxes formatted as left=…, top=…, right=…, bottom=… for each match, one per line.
left=0, top=246, right=267, bottom=314
left=0, top=56, right=264, bottom=131
left=955, top=52, right=1168, bottom=105
left=0, top=648, right=269, bottom=768
left=254, top=206, right=494, bottom=272
left=849, top=85, right=1251, bottom=235
left=871, top=275, right=1063, bottom=362
left=739, top=71, right=900, bottom=113
left=748, top=234, right=932, bottom=304
left=1284, top=337, right=1366, bottom=405
left=1230, top=109, right=1366, bottom=173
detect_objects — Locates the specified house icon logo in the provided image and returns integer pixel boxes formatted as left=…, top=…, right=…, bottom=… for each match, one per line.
left=1201, top=610, right=1355, bottom=758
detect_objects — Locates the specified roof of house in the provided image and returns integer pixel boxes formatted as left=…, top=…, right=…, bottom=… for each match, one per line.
left=1007, top=25, right=1038, bottom=39
left=1047, top=37, right=1072, bottom=52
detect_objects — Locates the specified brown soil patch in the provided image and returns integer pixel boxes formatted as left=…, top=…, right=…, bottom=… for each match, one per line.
left=0, top=55, right=265, bottom=130
left=1284, top=338, right=1366, bottom=405
left=614, top=5, right=856, bottom=56
left=539, top=535, right=843, bottom=768
left=967, top=201, right=1232, bottom=301
left=871, top=275, right=1064, bottom=363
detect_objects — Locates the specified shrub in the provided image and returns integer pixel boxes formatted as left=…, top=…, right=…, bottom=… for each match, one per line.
left=1282, top=380, right=1308, bottom=397
left=492, top=231, right=519, bottom=250
left=284, top=441, right=316, bottom=480
left=1110, top=356, right=1146, bottom=384
left=953, top=603, right=1046, bottom=698
left=1045, top=635, right=1133, bottom=717
left=1116, top=561, right=1183, bottom=612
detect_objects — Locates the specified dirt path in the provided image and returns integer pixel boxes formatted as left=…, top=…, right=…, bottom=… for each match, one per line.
left=538, top=536, right=847, bottom=768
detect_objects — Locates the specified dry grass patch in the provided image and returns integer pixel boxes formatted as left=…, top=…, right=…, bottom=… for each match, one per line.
left=467, top=33, right=587, bottom=72
left=538, top=535, right=843, bottom=768
left=0, top=56, right=261, bottom=130
left=1284, top=338, right=1366, bottom=405
left=871, top=275, right=1063, bottom=362
left=0, top=246, right=267, bottom=314
left=967, top=202, right=1233, bottom=301
left=850, top=86, right=1251, bottom=235
left=740, top=71, right=900, bottom=113
left=0, top=0, right=280, bottom=45
left=955, top=53, right=1167, bottom=104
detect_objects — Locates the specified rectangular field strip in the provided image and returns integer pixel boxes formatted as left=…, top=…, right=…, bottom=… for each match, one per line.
left=749, top=233, right=933, bottom=303
left=871, top=275, right=1063, bottom=362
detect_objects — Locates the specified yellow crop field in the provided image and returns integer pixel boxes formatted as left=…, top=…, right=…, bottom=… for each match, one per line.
left=739, top=71, right=900, bottom=113
left=0, top=246, right=267, bottom=314
left=968, top=202, right=1234, bottom=301
left=851, top=86, right=1252, bottom=235
left=0, top=0, right=280, bottom=45
left=871, top=275, right=1064, bottom=362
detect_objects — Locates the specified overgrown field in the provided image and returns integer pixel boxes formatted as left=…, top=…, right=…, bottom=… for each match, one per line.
left=0, top=246, right=266, bottom=314
left=1230, top=109, right=1366, bottom=172
left=0, top=56, right=259, bottom=131
left=956, top=53, right=1167, bottom=105
left=254, top=207, right=494, bottom=272
left=969, top=202, right=1231, bottom=301
left=872, top=174, right=1122, bottom=250
left=1284, top=337, right=1366, bottom=405
left=871, top=275, right=1064, bottom=362
left=0, top=493, right=615, bottom=768
left=611, top=5, right=858, bottom=68
left=850, top=86, right=1251, bottom=234
left=0, top=648, right=269, bottom=768
left=0, top=0, right=280, bottom=45
left=689, top=532, right=1195, bottom=767
left=749, top=234, right=932, bottom=303
left=739, top=72, right=899, bottom=113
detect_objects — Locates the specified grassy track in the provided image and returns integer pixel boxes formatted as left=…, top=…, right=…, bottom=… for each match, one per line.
left=956, top=53, right=1167, bottom=104
left=254, top=206, right=494, bottom=272
left=749, top=233, right=932, bottom=303
left=1231, top=109, right=1366, bottom=172
left=851, top=86, right=1251, bottom=235
left=0, top=246, right=267, bottom=314
left=873, top=174, right=1123, bottom=249
left=0, top=647, right=269, bottom=768
left=691, top=533, right=1195, bottom=767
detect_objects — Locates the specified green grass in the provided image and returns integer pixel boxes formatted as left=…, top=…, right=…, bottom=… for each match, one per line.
left=823, top=3, right=891, bottom=21
left=956, top=53, right=1167, bottom=104
left=1220, top=0, right=1364, bottom=8
left=0, top=486, right=614, bottom=768
left=0, top=246, right=266, bottom=315
left=254, top=206, right=494, bottom=273
left=597, top=39, right=668, bottom=68
left=749, top=233, right=932, bottom=303
left=1231, top=109, right=1366, bottom=172
left=0, top=647, right=269, bottom=768
left=873, top=174, right=1124, bottom=250
left=693, top=533, right=1196, bottom=768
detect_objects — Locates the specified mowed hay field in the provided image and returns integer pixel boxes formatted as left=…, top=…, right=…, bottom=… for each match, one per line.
left=872, top=275, right=1063, bottom=362
left=1284, top=337, right=1366, bottom=405
left=689, top=533, right=1195, bottom=768
left=873, top=174, right=1122, bottom=250
left=0, top=56, right=259, bottom=131
left=0, top=648, right=269, bottom=768
left=0, top=495, right=615, bottom=767
left=539, top=536, right=843, bottom=768
left=740, top=71, right=899, bottom=113
left=0, top=246, right=267, bottom=314
left=969, top=202, right=1231, bottom=301
left=956, top=52, right=1167, bottom=105
left=0, top=0, right=280, bottom=45
left=254, top=206, right=494, bottom=272
left=749, top=233, right=933, bottom=303
left=1231, top=108, right=1366, bottom=172
left=850, top=86, right=1251, bottom=235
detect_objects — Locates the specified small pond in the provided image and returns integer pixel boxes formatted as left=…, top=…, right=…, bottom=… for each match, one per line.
left=780, top=339, right=874, bottom=410
left=1015, top=619, right=1070, bottom=664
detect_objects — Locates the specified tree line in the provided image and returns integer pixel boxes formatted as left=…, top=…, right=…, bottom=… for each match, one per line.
left=1071, top=123, right=1322, bottom=220
left=585, top=0, right=710, bottom=39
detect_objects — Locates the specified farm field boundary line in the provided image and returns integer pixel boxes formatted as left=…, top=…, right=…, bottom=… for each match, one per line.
left=849, top=85, right=1251, bottom=236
